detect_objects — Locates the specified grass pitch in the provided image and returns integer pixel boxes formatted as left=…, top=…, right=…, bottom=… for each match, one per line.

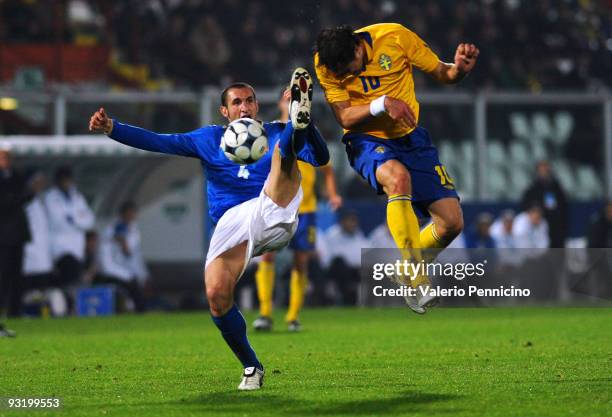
left=1, top=308, right=611, bottom=417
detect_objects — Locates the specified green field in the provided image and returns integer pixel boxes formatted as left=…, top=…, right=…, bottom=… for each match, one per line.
left=1, top=308, right=611, bottom=417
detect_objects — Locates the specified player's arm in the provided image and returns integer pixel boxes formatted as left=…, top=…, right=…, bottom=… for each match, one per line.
left=427, top=43, right=480, bottom=84
left=330, top=98, right=416, bottom=130
left=317, top=63, right=416, bottom=130
left=397, top=26, right=479, bottom=85
left=89, top=108, right=199, bottom=157
left=320, top=164, right=342, bottom=211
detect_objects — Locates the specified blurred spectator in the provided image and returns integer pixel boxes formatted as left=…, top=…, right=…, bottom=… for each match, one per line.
left=465, top=212, right=496, bottom=249
left=584, top=201, right=612, bottom=296
left=464, top=212, right=496, bottom=268
left=44, top=166, right=95, bottom=289
left=319, top=210, right=369, bottom=305
left=521, top=160, right=568, bottom=247
left=82, top=230, right=100, bottom=284
left=13, top=170, right=59, bottom=316
left=368, top=223, right=395, bottom=248
left=587, top=201, right=612, bottom=248
left=4, top=1, right=608, bottom=90
left=0, top=146, right=30, bottom=336
left=22, top=171, right=53, bottom=280
left=513, top=204, right=549, bottom=252
left=97, top=202, right=148, bottom=312
left=490, top=209, right=523, bottom=267
left=1, top=0, right=54, bottom=42
left=490, top=210, right=517, bottom=249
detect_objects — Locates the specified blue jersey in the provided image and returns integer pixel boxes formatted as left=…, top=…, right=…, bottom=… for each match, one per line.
left=110, top=120, right=289, bottom=224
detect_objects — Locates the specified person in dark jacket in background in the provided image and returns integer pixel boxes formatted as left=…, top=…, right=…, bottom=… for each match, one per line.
left=0, top=146, right=31, bottom=337
left=521, top=160, right=568, bottom=248
left=587, top=201, right=612, bottom=248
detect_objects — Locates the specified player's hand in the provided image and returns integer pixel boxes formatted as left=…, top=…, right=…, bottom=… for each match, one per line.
left=328, top=194, right=343, bottom=211
left=384, top=96, right=416, bottom=129
left=89, top=107, right=113, bottom=135
left=454, top=43, right=479, bottom=74
left=281, top=87, right=291, bottom=103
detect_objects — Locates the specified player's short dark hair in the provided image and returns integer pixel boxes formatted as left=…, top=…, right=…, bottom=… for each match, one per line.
left=526, top=201, right=543, bottom=212
left=54, top=165, right=73, bottom=183
left=339, top=208, right=359, bottom=221
left=119, top=201, right=136, bottom=215
left=220, top=82, right=257, bottom=106
left=315, top=25, right=360, bottom=74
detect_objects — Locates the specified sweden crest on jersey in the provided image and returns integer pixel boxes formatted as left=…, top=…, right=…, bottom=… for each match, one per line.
left=378, top=53, right=392, bottom=71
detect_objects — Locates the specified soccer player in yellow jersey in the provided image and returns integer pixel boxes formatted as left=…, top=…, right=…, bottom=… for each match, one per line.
left=254, top=89, right=342, bottom=332
left=314, top=23, right=479, bottom=313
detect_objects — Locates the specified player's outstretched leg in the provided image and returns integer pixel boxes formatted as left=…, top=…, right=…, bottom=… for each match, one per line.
left=205, top=242, right=265, bottom=390
left=377, top=160, right=439, bottom=313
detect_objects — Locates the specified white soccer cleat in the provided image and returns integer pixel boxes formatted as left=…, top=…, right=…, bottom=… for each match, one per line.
left=404, top=292, right=427, bottom=315
left=238, top=367, right=264, bottom=391
left=252, top=316, right=273, bottom=332
left=417, top=286, right=440, bottom=309
left=289, top=67, right=313, bottom=130
left=287, top=320, right=301, bottom=332
left=387, top=274, right=426, bottom=314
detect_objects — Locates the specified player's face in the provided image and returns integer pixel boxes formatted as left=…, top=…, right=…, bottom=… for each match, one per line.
left=528, top=208, right=543, bottom=225
left=536, top=161, right=552, bottom=180
left=58, top=176, right=74, bottom=192
left=340, top=215, right=359, bottom=234
left=30, top=173, right=46, bottom=193
left=123, top=208, right=137, bottom=223
left=503, top=218, right=513, bottom=233
left=220, top=88, right=259, bottom=122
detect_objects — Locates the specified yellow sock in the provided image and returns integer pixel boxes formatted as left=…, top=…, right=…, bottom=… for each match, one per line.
left=286, top=269, right=307, bottom=322
left=387, top=194, right=429, bottom=288
left=255, top=260, right=275, bottom=317
left=419, top=222, right=447, bottom=262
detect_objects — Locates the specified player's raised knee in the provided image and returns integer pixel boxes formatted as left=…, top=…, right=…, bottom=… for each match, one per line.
left=378, top=161, right=411, bottom=196
left=386, top=171, right=410, bottom=196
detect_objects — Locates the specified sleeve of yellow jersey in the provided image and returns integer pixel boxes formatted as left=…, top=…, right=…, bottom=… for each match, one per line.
left=396, top=26, right=440, bottom=73
left=314, top=55, right=350, bottom=104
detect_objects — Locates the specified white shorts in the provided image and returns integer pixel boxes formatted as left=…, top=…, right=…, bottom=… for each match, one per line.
left=205, top=185, right=303, bottom=278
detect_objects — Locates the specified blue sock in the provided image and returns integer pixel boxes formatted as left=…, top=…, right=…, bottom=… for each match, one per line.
left=211, top=305, right=262, bottom=370
left=296, top=124, right=330, bottom=167
left=278, top=121, right=299, bottom=159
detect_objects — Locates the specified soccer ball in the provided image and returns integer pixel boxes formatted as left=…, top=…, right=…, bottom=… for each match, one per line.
left=220, top=118, right=269, bottom=164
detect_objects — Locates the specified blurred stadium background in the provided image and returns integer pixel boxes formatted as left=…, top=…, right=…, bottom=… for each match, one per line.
left=1, top=0, right=611, bottom=313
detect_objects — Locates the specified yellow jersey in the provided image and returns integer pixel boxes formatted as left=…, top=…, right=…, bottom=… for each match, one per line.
left=297, top=160, right=317, bottom=213
left=314, top=23, right=440, bottom=139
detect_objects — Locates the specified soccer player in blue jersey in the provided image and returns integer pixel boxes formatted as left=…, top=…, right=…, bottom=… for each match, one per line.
left=88, top=68, right=329, bottom=390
